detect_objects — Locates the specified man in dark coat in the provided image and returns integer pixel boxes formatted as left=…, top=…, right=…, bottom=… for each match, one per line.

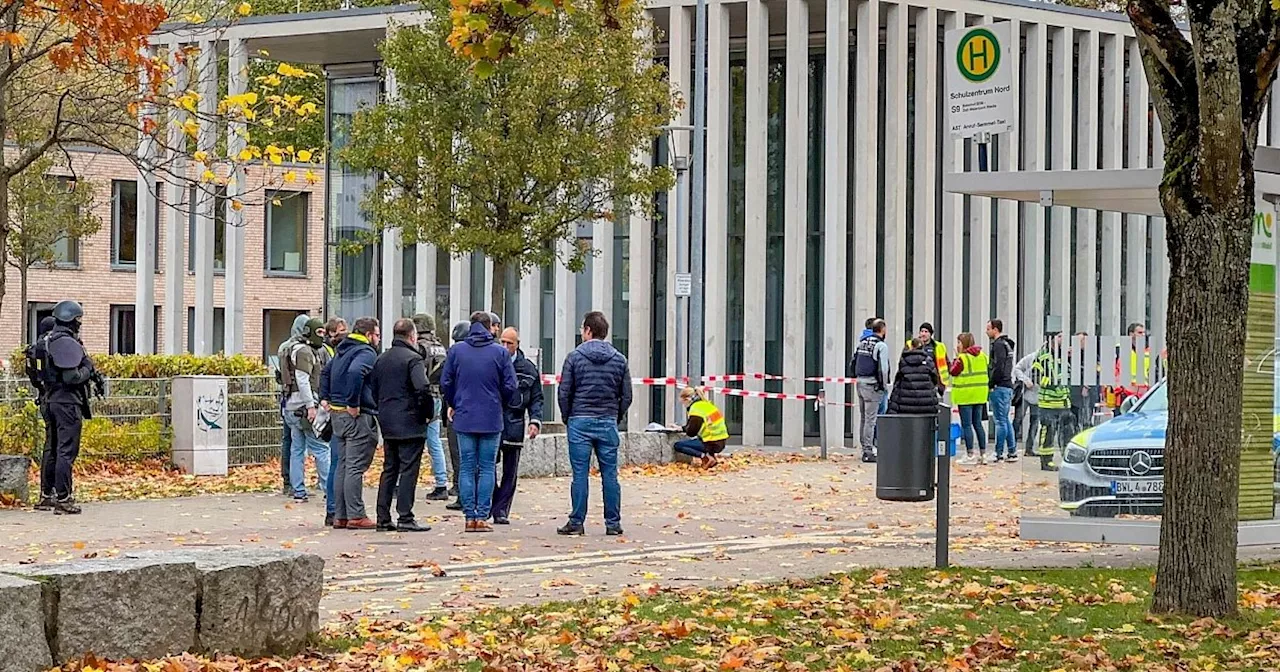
left=319, top=317, right=381, bottom=530
left=888, top=338, right=943, bottom=415
left=39, top=301, right=104, bottom=515
left=444, top=320, right=469, bottom=511
left=491, top=327, right=544, bottom=525
left=370, top=318, right=433, bottom=532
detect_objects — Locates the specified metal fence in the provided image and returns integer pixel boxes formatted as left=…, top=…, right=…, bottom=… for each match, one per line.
left=0, top=375, right=283, bottom=467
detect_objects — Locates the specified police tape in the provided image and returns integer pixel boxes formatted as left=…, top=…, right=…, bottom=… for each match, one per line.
left=534, top=374, right=862, bottom=407
left=537, top=373, right=863, bottom=386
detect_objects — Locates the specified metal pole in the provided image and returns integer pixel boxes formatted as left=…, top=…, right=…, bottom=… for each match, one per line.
left=690, top=0, right=708, bottom=384
left=674, top=155, right=690, bottom=423
left=818, top=386, right=828, bottom=460
left=936, top=423, right=951, bottom=569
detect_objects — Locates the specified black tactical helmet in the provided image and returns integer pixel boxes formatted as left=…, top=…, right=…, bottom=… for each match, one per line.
left=52, top=300, right=84, bottom=324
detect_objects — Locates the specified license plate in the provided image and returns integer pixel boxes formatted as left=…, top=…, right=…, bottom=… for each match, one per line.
left=1112, top=480, right=1163, bottom=495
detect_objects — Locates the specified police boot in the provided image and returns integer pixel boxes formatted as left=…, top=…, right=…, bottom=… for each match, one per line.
left=34, top=493, right=55, bottom=511
left=54, top=497, right=82, bottom=515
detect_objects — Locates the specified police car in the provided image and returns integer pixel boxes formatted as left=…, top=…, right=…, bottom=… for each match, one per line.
left=1058, top=381, right=1169, bottom=517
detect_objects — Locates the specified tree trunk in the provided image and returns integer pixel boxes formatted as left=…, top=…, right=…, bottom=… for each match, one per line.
left=490, top=257, right=508, bottom=324
left=18, top=263, right=27, bottom=341
left=0, top=175, right=9, bottom=330
left=1151, top=195, right=1251, bottom=618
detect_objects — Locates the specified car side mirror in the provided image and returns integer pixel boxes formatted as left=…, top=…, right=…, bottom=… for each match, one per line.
left=1119, top=396, right=1138, bottom=415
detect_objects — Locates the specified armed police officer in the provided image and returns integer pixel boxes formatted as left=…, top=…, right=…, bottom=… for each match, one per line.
left=38, top=301, right=105, bottom=514
left=25, top=316, right=55, bottom=509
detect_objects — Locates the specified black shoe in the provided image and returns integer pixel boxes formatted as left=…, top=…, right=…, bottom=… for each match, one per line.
left=605, top=525, right=624, bottom=536
left=293, top=493, right=309, bottom=503
left=493, top=516, right=510, bottom=525
left=324, top=514, right=335, bottom=527
left=861, top=451, right=877, bottom=463
left=448, top=486, right=459, bottom=497
left=34, top=494, right=55, bottom=511
left=557, top=522, right=585, bottom=536
left=397, top=521, right=432, bottom=532
left=281, top=486, right=292, bottom=496
left=54, top=497, right=81, bottom=515
left=376, top=522, right=397, bottom=532
left=426, top=487, right=449, bottom=501
left=446, top=499, right=463, bottom=511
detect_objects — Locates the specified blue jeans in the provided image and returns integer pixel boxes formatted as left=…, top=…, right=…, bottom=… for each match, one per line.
left=567, top=417, right=621, bottom=527
left=425, top=401, right=446, bottom=489
left=456, top=431, right=500, bottom=521
left=285, top=410, right=330, bottom=498
left=673, top=437, right=707, bottom=458
left=279, top=407, right=292, bottom=490
left=990, top=387, right=1015, bottom=458
left=958, top=404, right=987, bottom=456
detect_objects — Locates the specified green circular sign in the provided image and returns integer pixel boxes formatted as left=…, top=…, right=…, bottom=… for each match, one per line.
left=956, top=28, right=1001, bottom=83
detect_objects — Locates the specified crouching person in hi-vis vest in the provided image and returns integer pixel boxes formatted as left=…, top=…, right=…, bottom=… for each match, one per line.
left=672, top=387, right=730, bottom=469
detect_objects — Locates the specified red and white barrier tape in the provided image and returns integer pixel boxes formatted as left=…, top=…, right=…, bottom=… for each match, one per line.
left=538, top=372, right=862, bottom=386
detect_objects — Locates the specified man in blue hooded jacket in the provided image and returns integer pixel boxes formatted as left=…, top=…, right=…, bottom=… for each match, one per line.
left=441, top=311, right=518, bottom=532
left=557, top=311, right=633, bottom=537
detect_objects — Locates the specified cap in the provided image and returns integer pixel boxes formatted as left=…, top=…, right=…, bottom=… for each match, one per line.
left=919, top=322, right=934, bottom=335
left=451, top=321, right=469, bottom=343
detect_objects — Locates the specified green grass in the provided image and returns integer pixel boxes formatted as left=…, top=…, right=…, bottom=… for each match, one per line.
left=320, top=567, right=1280, bottom=671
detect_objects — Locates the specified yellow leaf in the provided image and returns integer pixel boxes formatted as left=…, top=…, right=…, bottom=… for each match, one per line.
left=231, top=200, right=244, bottom=211
left=297, top=149, right=313, bottom=162
left=202, top=169, right=216, bottom=181
left=269, top=152, right=282, bottom=164
left=850, top=650, right=878, bottom=664
left=283, top=170, right=296, bottom=183
left=238, top=149, right=254, bottom=162
left=304, top=170, right=319, bottom=185
left=193, top=150, right=210, bottom=164
left=237, top=2, right=252, bottom=16
left=1118, top=624, right=1137, bottom=633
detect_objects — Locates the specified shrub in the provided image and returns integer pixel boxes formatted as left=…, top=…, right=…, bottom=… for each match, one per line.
left=8, top=351, right=268, bottom=379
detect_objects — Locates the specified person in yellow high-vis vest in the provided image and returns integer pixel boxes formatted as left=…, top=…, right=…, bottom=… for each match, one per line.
left=949, top=332, right=990, bottom=465
left=905, top=322, right=950, bottom=388
left=673, top=387, right=730, bottom=468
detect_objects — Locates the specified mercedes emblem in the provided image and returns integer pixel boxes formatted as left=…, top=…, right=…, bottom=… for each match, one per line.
left=1129, top=451, right=1154, bottom=476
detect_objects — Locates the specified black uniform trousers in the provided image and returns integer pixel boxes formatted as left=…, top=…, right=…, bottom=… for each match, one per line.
left=41, top=402, right=83, bottom=499
left=377, top=437, right=426, bottom=525
left=491, top=443, right=522, bottom=520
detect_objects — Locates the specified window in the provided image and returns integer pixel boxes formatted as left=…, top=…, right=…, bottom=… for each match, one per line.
left=110, top=305, right=160, bottom=354
left=111, top=180, right=161, bottom=268
left=26, top=302, right=56, bottom=345
left=188, top=185, right=226, bottom=273
left=186, top=306, right=225, bottom=353
left=112, top=180, right=139, bottom=266
left=49, top=176, right=80, bottom=267
left=266, top=191, right=308, bottom=274
left=263, top=309, right=310, bottom=361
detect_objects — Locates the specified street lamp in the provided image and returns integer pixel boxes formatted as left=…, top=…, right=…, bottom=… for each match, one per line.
left=663, top=125, right=694, bottom=423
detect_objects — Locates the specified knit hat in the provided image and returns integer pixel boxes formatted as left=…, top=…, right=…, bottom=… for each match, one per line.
left=488, top=312, right=502, bottom=328
left=451, top=321, right=469, bottom=343
left=919, top=322, right=934, bottom=335
left=412, top=313, right=435, bottom=334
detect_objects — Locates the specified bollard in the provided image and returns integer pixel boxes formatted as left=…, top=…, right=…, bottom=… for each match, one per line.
left=818, top=386, right=828, bottom=460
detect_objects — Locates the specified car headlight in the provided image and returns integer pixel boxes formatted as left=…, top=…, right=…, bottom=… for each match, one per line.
left=1064, top=440, right=1088, bottom=464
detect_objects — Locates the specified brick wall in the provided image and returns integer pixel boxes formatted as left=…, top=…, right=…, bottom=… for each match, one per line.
left=0, top=148, right=327, bottom=361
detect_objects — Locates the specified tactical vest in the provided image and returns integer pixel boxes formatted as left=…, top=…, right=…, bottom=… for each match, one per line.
left=950, top=352, right=990, bottom=406
left=689, top=400, right=730, bottom=443
left=853, top=335, right=883, bottom=380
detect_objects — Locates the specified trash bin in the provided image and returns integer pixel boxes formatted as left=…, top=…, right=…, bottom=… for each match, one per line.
left=875, top=413, right=937, bottom=502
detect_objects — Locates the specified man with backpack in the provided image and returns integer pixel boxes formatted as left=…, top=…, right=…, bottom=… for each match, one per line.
left=279, top=316, right=332, bottom=507
left=852, top=318, right=890, bottom=463
left=413, top=313, right=450, bottom=502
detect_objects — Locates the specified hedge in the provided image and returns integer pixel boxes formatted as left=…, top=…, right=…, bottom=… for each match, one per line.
left=8, top=352, right=268, bottom=379
left=0, top=401, right=171, bottom=464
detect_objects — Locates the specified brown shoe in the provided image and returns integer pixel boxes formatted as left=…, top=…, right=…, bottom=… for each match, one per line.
left=473, top=520, right=493, bottom=533
left=347, top=517, right=376, bottom=530
left=465, top=520, right=477, bottom=532
left=334, top=519, right=349, bottom=529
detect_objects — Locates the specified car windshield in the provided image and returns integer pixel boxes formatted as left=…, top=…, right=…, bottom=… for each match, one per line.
left=1134, top=382, right=1168, bottom=413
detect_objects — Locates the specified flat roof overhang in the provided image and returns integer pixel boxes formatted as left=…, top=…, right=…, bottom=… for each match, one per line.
left=945, top=146, right=1280, bottom=214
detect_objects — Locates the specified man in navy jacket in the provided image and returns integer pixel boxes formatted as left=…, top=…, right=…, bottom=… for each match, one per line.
left=320, top=317, right=380, bottom=530
left=557, top=311, right=632, bottom=537
left=441, top=312, right=518, bottom=532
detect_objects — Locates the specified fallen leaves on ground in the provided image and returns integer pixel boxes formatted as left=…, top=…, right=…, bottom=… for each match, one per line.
left=50, top=567, right=1280, bottom=672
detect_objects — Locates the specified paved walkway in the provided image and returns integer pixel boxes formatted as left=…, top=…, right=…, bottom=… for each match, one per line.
left=2, top=453, right=1276, bottom=620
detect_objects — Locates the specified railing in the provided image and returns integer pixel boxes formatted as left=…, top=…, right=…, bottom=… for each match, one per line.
left=0, top=375, right=283, bottom=467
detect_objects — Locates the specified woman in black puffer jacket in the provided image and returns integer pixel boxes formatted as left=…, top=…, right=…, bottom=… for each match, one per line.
left=888, top=338, right=944, bottom=414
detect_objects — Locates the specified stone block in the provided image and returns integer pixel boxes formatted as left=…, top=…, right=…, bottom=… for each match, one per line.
left=0, top=574, right=52, bottom=672
left=553, top=434, right=572, bottom=477
left=540, top=421, right=566, bottom=435
left=616, top=432, right=634, bottom=466
left=2, top=557, right=198, bottom=664
left=627, top=432, right=672, bottom=466
left=122, top=548, right=323, bottom=657
left=518, top=435, right=556, bottom=478
left=0, top=454, right=29, bottom=504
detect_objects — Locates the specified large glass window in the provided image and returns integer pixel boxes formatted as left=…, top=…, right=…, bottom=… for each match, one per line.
left=26, top=302, right=56, bottom=344
left=48, top=176, right=79, bottom=267
left=263, top=309, right=309, bottom=361
left=188, top=184, right=227, bottom=273
left=110, top=305, right=160, bottom=354
left=112, top=180, right=138, bottom=266
left=187, top=306, right=226, bottom=353
left=326, top=76, right=381, bottom=321
left=267, top=191, right=308, bottom=274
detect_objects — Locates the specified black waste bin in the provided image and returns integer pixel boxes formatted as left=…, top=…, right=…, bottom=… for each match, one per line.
left=875, top=413, right=937, bottom=502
